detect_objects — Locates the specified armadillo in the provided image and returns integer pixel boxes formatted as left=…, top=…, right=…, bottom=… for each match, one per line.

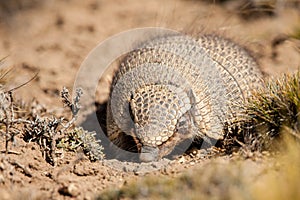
left=106, top=33, right=262, bottom=162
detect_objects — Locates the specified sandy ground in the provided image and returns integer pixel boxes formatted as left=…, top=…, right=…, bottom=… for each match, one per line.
left=0, top=0, right=300, bottom=199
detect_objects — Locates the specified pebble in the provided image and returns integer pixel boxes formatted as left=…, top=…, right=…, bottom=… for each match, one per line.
left=58, top=183, right=80, bottom=197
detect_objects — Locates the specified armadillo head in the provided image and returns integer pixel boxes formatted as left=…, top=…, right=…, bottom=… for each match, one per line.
left=130, top=84, right=195, bottom=162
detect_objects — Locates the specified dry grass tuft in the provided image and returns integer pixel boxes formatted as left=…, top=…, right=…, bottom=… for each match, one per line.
left=221, top=71, right=300, bottom=155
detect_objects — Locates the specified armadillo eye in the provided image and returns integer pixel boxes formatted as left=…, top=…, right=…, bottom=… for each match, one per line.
left=178, top=120, right=186, bottom=127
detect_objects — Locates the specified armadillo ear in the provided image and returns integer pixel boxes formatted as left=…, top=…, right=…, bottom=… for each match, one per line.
left=175, top=90, right=197, bottom=140
left=176, top=110, right=196, bottom=139
left=128, top=94, right=136, bottom=122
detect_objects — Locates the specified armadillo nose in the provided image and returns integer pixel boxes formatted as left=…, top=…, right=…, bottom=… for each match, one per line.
left=140, top=145, right=159, bottom=162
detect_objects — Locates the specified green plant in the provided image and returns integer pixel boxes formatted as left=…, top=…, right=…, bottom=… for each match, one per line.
left=57, top=127, right=104, bottom=161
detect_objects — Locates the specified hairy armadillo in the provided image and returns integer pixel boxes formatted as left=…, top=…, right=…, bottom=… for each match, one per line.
left=106, top=33, right=262, bottom=162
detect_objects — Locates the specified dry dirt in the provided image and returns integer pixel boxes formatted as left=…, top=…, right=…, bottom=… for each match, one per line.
left=0, top=0, right=300, bottom=199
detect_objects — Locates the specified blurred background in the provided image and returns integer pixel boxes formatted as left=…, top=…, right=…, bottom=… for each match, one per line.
left=0, top=0, right=299, bottom=107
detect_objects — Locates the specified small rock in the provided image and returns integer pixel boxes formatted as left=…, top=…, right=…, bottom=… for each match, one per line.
left=58, top=183, right=80, bottom=197
left=84, top=194, right=92, bottom=200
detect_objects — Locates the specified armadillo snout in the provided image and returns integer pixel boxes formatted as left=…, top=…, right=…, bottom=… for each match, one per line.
left=140, top=145, right=159, bottom=162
